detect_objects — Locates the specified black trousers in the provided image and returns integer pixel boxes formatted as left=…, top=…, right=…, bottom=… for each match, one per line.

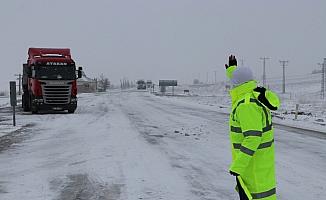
left=236, top=177, right=249, bottom=200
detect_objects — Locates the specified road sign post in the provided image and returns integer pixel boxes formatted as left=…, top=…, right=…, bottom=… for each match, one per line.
left=10, top=81, right=17, bottom=126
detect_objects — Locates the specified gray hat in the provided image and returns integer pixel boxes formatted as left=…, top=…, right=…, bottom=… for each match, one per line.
left=231, top=67, right=254, bottom=85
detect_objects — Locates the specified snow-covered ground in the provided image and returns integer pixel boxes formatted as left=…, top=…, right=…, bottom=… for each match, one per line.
left=165, top=73, right=326, bottom=133
left=0, top=96, right=10, bottom=108
left=0, top=91, right=325, bottom=200
left=0, top=96, right=23, bottom=137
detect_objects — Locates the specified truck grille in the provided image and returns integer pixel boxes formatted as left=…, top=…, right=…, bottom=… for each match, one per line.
left=42, top=83, right=71, bottom=104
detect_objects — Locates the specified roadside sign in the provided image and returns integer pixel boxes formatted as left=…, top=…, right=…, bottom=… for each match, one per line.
left=10, top=81, right=17, bottom=106
left=159, top=80, right=177, bottom=87
left=9, top=81, right=17, bottom=126
left=159, top=80, right=177, bottom=96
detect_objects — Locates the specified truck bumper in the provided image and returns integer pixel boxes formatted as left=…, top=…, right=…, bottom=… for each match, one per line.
left=32, top=98, right=77, bottom=112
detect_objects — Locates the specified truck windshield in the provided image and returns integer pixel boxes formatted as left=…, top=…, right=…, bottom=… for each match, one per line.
left=35, top=65, right=76, bottom=80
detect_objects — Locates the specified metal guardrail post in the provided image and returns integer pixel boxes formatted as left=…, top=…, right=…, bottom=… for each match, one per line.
left=295, top=104, right=299, bottom=120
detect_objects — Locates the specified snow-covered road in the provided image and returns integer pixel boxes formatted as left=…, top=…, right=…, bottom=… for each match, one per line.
left=0, top=91, right=325, bottom=200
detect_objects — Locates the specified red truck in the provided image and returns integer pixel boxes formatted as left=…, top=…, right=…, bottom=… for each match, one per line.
left=22, top=48, right=82, bottom=113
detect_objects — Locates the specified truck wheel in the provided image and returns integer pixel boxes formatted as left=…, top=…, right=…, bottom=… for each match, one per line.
left=31, top=106, right=38, bottom=114
left=23, top=93, right=31, bottom=112
left=22, top=94, right=24, bottom=108
left=30, top=94, right=38, bottom=114
left=68, top=109, right=75, bottom=114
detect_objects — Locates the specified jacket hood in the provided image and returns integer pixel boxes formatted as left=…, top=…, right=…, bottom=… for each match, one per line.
left=231, top=67, right=254, bottom=85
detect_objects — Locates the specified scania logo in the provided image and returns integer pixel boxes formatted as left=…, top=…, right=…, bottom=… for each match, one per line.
left=46, top=62, right=68, bottom=66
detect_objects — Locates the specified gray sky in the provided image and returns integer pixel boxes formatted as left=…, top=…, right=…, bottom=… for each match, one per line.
left=0, top=0, right=325, bottom=89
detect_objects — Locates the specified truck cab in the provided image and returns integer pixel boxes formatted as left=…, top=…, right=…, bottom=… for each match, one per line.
left=22, top=48, right=82, bottom=113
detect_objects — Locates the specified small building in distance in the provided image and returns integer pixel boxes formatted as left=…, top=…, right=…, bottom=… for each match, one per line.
left=77, top=71, right=97, bottom=93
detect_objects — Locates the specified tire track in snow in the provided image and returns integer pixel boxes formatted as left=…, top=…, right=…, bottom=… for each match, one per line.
left=0, top=123, right=36, bottom=153
left=55, top=174, right=122, bottom=200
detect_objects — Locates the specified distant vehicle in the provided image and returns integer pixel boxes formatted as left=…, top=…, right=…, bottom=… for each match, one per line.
left=22, top=48, right=83, bottom=114
left=137, top=80, right=146, bottom=90
left=146, top=80, right=153, bottom=88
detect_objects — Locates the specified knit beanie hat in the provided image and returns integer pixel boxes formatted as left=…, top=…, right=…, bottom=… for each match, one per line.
left=231, top=67, right=254, bottom=85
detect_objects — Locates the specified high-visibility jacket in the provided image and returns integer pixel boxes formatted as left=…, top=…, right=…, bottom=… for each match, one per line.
left=228, top=79, right=279, bottom=200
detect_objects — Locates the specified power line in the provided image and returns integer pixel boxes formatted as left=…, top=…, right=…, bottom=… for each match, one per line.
left=260, top=57, right=270, bottom=87
left=279, top=60, right=289, bottom=94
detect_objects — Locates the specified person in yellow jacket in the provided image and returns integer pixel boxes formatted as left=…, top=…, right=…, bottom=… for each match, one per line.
left=225, top=55, right=280, bottom=200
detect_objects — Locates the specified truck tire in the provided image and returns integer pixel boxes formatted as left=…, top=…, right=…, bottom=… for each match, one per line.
left=31, top=109, right=38, bottom=114
left=30, top=94, right=38, bottom=114
left=22, top=94, right=24, bottom=108
left=23, top=93, right=31, bottom=112
left=68, top=109, right=75, bottom=114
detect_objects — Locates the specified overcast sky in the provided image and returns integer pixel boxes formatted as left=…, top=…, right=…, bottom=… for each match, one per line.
left=0, top=0, right=325, bottom=89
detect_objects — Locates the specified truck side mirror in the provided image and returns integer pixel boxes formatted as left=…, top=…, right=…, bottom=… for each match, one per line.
left=77, top=67, right=83, bottom=78
left=23, top=64, right=32, bottom=76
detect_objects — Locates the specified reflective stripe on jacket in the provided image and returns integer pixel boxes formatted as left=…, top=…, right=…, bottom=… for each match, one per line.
left=229, top=80, right=277, bottom=200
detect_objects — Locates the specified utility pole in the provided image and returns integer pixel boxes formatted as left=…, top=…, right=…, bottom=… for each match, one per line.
left=319, top=59, right=326, bottom=99
left=240, top=59, right=245, bottom=67
left=279, top=60, right=289, bottom=94
left=260, top=57, right=270, bottom=87
left=95, top=78, right=98, bottom=91
left=206, top=72, right=208, bottom=84
left=14, top=74, right=22, bottom=95
left=214, top=70, right=217, bottom=84
left=324, top=58, right=326, bottom=99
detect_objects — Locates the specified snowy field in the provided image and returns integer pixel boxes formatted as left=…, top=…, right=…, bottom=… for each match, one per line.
left=0, top=96, right=22, bottom=137
left=0, top=90, right=325, bottom=200
left=167, top=73, right=326, bottom=133
left=0, top=96, right=9, bottom=108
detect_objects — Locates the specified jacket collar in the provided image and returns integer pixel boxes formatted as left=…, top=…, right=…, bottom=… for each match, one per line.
left=229, top=80, right=257, bottom=105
